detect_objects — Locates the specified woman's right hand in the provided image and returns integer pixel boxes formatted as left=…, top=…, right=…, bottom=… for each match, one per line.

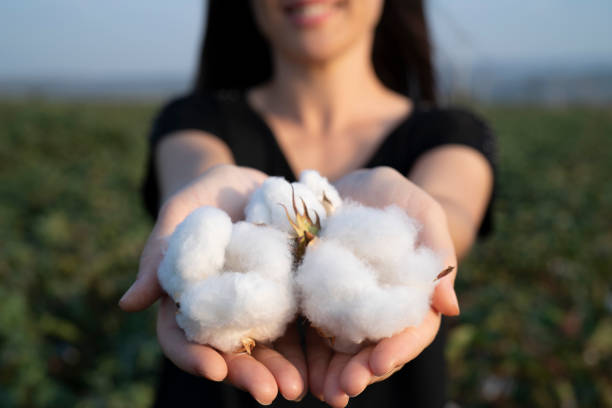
left=119, top=164, right=307, bottom=404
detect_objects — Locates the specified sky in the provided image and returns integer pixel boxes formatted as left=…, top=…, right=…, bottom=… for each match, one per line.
left=429, top=0, right=612, bottom=68
left=0, top=0, right=611, bottom=80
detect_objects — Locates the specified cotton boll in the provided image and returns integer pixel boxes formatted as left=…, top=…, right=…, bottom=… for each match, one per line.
left=177, top=271, right=296, bottom=352
left=297, top=240, right=378, bottom=306
left=223, top=222, right=293, bottom=283
left=158, top=206, right=232, bottom=300
left=320, top=203, right=420, bottom=285
left=245, top=176, right=327, bottom=232
left=297, top=204, right=442, bottom=353
left=165, top=219, right=297, bottom=353
left=298, top=169, right=342, bottom=214
left=393, top=246, right=443, bottom=287
left=296, top=240, right=376, bottom=352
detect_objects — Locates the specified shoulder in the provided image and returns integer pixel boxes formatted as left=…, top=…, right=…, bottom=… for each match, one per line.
left=413, top=106, right=493, bottom=140
left=150, top=90, right=247, bottom=145
left=410, top=105, right=496, bottom=167
left=158, top=92, right=216, bottom=116
left=158, top=89, right=244, bottom=115
left=151, top=92, right=220, bottom=140
left=408, top=106, right=497, bottom=237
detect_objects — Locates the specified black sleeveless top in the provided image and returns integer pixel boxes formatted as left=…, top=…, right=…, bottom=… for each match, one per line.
left=142, top=90, right=496, bottom=408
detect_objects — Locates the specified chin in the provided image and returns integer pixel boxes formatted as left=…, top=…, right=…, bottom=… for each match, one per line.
left=253, top=0, right=383, bottom=64
left=284, top=32, right=353, bottom=64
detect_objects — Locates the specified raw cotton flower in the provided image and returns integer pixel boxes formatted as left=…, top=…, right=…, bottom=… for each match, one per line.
left=157, top=170, right=447, bottom=355
left=296, top=203, right=444, bottom=353
left=158, top=206, right=232, bottom=300
left=244, top=172, right=342, bottom=233
left=158, top=207, right=296, bottom=353
left=298, top=170, right=342, bottom=215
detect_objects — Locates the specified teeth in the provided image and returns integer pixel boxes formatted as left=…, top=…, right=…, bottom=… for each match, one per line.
left=290, top=3, right=330, bottom=18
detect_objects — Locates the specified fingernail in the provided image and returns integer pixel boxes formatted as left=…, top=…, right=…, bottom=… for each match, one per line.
left=255, top=397, right=271, bottom=406
left=295, top=390, right=307, bottom=402
left=118, top=282, right=135, bottom=306
left=451, top=290, right=460, bottom=315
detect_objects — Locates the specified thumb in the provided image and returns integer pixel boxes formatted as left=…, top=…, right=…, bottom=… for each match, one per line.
left=431, top=269, right=459, bottom=316
left=120, top=194, right=192, bottom=312
left=119, top=238, right=165, bottom=312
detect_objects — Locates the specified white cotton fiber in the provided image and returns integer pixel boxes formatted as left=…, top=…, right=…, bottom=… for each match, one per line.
left=296, top=203, right=442, bottom=353
left=245, top=176, right=326, bottom=232
left=244, top=171, right=343, bottom=233
left=298, top=170, right=342, bottom=214
left=158, top=208, right=296, bottom=353
left=158, top=206, right=232, bottom=299
left=177, top=272, right=295, bottom=352
left=223, top=222, right=294, bottom=283
left=320, top=203, right=420, bottom=285
left=158, top=171, right=443, bottom=354
left=395, top=246, right=443, bottom=287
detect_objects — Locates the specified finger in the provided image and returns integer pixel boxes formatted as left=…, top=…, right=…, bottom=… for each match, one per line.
left=306, top=326, right=333, bottom=401
left=419, top=205, right=459, bottom=316
left=272, top=323, right=308, bottom=400
left=119, top=237, right=165, bottom=311
left=340, top=347, right=407, bottom=397
left=156, top=296, right=227, bottom=381
left=121, top=186, right=209, bottom=310
left=369, top=310, right=441, bottom=377
left=120, top=167, right=268, bottom=311
left=252, top=343, right=304, bottom=401
left=323, top=352, right=352, bottom=408
left=120, top=182, right=218, bottom=310
left=224, top=352, right=278, bottom=405
left=432, top=269, right=459, bottom=316
left=339, top=346, right=374, bottom=397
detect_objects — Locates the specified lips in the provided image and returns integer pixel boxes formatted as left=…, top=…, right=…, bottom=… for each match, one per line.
left=283, top=0, right=342, bottom=27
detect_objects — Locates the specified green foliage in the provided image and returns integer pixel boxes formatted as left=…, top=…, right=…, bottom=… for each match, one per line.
left=0, top=101, right=159, bottom=407
left=449, top=105, right=612, bottom=407
left=0, top=100, right=610, bottom=407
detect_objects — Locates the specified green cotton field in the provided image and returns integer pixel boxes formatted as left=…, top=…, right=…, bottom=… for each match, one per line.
left=0, top=100, right=611, bottom=407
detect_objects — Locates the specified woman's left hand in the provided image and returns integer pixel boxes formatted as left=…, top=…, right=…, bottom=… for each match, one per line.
left=306, top=167, right=460, bottom=407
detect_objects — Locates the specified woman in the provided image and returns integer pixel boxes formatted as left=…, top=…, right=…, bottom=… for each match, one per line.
left=120, top=0, right=495, bottom=406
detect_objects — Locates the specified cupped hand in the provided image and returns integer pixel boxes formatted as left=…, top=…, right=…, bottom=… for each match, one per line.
left=119, top=164, right=307, bottom=404
left=307, top=166, right=459, bottom=407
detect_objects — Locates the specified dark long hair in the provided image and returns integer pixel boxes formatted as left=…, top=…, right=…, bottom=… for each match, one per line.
left=195, top=0, right=436, bottom=104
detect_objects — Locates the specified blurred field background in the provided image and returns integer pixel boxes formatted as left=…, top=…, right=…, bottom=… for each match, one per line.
left=2, top=0, right=612, bottom=407
left=1, top=100, right=610, bottom=407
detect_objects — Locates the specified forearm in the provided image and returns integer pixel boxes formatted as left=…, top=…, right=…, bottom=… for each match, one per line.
left=156, top=131, right=235, bottom=203
left=429, top=195, right=477, bottom=260
left=408, top=145, right=494, bottom=262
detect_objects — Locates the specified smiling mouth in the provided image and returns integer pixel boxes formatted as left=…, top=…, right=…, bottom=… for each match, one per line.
left=283, top=0, right=345, bottom=27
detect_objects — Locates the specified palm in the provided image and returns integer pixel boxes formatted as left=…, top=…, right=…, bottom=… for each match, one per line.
left=157, top=297, right=306, bottom=403
left=304, top=167, right=459, bottom=407
left=121, top=165, right=458, bottom=406
left=121, top=165, right=306, bottom=404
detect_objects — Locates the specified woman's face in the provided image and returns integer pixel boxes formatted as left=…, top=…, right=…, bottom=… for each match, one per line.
left=251, top=0, right=384, bottom=64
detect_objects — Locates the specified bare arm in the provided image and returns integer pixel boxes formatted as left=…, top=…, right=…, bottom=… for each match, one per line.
left=123, top=131, right=309, bottom=403
left=409, top=145, right=494, bottom=260
left=156, top=130, right=235, bottom=202
left=313, top=152, right=492, bottom=406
